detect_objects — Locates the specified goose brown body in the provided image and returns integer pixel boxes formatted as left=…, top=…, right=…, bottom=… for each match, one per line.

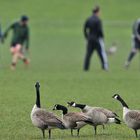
left=31, top=82, right=65, bottom=139
left=113, top=94, right=140, bottom=137
left=67, top=101, right=121, bottom=134
left=53, top=104, right=92, bottom=136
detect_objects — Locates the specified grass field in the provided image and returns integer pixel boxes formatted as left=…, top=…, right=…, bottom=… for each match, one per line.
left=0, top=0, right=140, bottom=139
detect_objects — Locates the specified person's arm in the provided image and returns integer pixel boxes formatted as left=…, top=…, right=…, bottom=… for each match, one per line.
left=136, top=21, right=140, bottom=41
left=84, top=19, right=89, bottom=39
left=97, top=19, right=104, bottom=38
left=3, top=23, right=15, bottom=38
left=25, top=27, right=29, bottom=50
left=0, top=22, right=2, bottom=38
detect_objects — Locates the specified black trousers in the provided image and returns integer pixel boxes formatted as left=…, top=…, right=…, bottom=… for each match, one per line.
left=84, top=38, right=108, bottom=70
left=127, top=38, right=140, bottom=62
left=133, top=38, right=140, bottom=49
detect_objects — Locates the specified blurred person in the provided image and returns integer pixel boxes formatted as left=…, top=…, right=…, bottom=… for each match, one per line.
left=83, top=6, right=108, bottom=71
left=125, top=19, right=140, bottom=68
left=3, top=15, right=30, bottom=70
left=0, top=21, right=3, bottom=42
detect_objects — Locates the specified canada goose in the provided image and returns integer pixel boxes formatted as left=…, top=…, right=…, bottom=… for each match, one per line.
left=113, top=94, right=140, bottom=137
left=67, top=101, right=121, bottom=135
left=31, top=82, right=65, bottom=139
left=53, top=104, right=92, bottom=136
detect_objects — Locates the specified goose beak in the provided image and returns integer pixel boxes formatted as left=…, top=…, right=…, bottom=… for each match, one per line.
left=112, top=94, right=116, bottom=98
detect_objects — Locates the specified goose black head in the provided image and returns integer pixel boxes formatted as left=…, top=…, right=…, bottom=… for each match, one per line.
left=67, top=101, right=76, bottom=107
left=112, top=94, right=129, bottom=108
left=112, top=94, right=120, bottom=100
left=53, top=104, right=62, bottom=110
left=53, top=104, right=68, bottom=115
left=35, top=82, right=40, bottom=88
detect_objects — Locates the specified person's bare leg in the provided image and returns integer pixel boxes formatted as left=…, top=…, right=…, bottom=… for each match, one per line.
left=18, top=52, right=30, bottom=66
left=16, top=44, right=30, bottom=66
left=11, top=52, right=19, bottom=70
left=10, top=44, right=23, bottom=70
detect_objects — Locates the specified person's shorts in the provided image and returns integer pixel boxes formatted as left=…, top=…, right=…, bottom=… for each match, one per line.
left=10, top=43, right=22, bottom=54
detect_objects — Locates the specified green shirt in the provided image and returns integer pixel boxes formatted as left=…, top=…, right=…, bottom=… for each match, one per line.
left=4, top=22, right=29, bottom=49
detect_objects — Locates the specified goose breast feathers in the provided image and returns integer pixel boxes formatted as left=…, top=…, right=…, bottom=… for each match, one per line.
left=126, top=110, right=140, bottom=122
left=124, top=110, right=140, bottom=129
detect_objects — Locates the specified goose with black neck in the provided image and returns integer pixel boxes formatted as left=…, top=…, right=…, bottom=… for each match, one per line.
left=113, top=94, right=140, bottom=137
left=53, top=104, right=92, bottom=136
left=31, top=82, right=65, bottom=139
left=67, top=101, right=121, bottom=135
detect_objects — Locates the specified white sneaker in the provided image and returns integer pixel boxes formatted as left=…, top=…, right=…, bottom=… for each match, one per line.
left=103, top=63, right=109, bottom=71
left=124, top=61, right=130, bottom=69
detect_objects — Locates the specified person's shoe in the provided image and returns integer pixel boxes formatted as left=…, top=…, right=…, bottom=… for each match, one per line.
left=84, top=69, right=88, bottom=71
left=10, top=65, right=16, bottom=70
left=23, top=58, right=30, bottom=66
left=10, top=63, right=16, bottom=70
left=103, top=63, right=109, bottom=71
left=103, top=68, right=109, bottom=71
left=124, top=61, right=130, bottom=69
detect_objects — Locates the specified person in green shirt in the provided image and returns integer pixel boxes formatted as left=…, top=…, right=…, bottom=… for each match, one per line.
left=3, top=15, right=30, bottom=70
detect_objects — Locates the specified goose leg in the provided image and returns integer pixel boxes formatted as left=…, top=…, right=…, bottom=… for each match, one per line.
left=42, top=129, right=45, bottom=138
left=71, top=129, right=73, bottom=136
left=77, top=129, right=80, bottom=136
left=134, top=129, right=138, bottom=138
left=48, top=129, right=51, bottom=139
left=94, top=126, right=97, bottom=135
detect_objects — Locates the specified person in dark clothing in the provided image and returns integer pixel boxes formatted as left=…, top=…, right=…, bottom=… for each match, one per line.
left=0, top=21, right=3, bottom=43
left=0, top=22, right=2, bottom=39
left=125, top=19, right=140, bottom=68
left=83, top=6, right=108, bottom=71
left=2, top=15, right=30, bottom=70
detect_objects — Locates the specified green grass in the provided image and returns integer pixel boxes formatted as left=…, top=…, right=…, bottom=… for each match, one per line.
left=0, top=0, right=140, bottom=139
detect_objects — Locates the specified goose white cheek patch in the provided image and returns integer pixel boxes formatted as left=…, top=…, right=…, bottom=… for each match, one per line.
left=54, top=106, right=57, bottom=110
left=72, top=103, right=76, bottom=107
left=114, top=96, right=118, bottom=99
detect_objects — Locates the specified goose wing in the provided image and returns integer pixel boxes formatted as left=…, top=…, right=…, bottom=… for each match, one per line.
left=64, top=112, right=90, bottom=122
left=94, top=107, right=118, bottom=117
left=34, top=109, right=64, bottom=128
left=86, top=108, right=108, bottom=124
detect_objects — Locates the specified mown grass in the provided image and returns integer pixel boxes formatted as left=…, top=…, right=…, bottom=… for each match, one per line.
left=0, top=0, right=140, bottom=139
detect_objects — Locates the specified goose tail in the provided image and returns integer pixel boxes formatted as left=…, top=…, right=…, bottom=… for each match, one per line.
left=108, top=118, right=121, bottom=124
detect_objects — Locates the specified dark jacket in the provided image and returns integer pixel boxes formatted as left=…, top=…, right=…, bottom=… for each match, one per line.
left=84, top=15, right=104, bottom=41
